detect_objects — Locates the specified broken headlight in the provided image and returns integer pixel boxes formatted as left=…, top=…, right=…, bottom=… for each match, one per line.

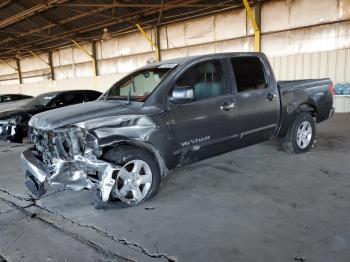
left=83, top=131, right=100, bottom=156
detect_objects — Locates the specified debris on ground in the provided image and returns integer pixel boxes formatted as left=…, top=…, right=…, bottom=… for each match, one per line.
left=294, top=256, right=307, bottom=261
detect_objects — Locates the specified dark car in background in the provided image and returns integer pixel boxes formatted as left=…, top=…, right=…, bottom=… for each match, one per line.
left=0, top=94, right=33, bottom=103
left=0, top=89, right=101, bottom=143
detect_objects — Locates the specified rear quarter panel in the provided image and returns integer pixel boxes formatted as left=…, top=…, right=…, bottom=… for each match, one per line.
left=277, top=79, right=333, bottom=138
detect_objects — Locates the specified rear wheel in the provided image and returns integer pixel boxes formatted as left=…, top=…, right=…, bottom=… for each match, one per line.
left=281, top=112, right=315, bottom=154
left=102, top=145, right=161, bottom=206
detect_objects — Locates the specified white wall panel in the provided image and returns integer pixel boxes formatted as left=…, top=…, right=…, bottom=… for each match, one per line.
left=0, top=59, right=17, bottom=75
left=289, top=0, right=338, bottom=28
left=53, top=48, right=73, bottom=66
left=0, top=78, right=19, bottom=86
left=220, top=37, right=254, bottom=52
left=99, top=38, right=119, bottom=59
left=184, top=16, right=215, bottom=46
left=187, top=43, right=216, bottom=56
left=269, top=48, right=350, bottom=84
left=74, top=62, right=94, bottom=78
left=161, top=23, right=186, bottom=49
left=161, top=48, right=187, bottom=60
left=98, top=58, right=118, bottom=75
left=310, top=52, right=320, bottom=79
left=21, top=53, right=49, bottom=72
left=214, top=9, right=246, bottom=40
left=263, top=21, right=350, bottom=57
left=345, top=49, right=350, bottom=80
left=72, top=43, right=92, bottom=64
left=339, top=0, right=350, bottom=19
left=23, top=75, right=48, bottom=84
left=262, top=1, right=289, bottom=33
left=118, top=29, right=154, bottom=55
left=335, top=49, right=346, bottom=82
left=262, top=31, right=290, bottom=57
left=327, top=50, right=337, bottom=82
left=54, top=65, right=75, bottom=80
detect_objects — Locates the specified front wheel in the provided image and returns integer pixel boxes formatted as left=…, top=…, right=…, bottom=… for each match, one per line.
left=281, top=112, right=316, bottom=154
left=102, top=145, right=161, bottom=206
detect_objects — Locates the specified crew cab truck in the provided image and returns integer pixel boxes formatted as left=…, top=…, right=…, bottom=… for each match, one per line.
left=21, top=53, right=335, bottom=207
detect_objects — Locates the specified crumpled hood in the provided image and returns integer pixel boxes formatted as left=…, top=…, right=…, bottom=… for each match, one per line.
left=29, top=100, right=160, bottom=131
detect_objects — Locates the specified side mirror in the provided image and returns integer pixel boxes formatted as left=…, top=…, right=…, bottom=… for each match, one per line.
left=170, top=86, right=194, bottom=104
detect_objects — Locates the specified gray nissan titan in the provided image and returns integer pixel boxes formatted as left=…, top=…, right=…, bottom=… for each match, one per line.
left=21, top=53, right=335, bottom=207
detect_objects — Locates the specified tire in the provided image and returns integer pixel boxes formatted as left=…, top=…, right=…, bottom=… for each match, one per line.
left=281, top=112, right=316, bottom=154
left=102, top=145, right=161, bottom=206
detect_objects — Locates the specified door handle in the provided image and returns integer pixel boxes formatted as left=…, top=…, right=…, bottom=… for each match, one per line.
left=266, top=93, right=277, bottom=101
left=220, top=102, right=235, bottom=111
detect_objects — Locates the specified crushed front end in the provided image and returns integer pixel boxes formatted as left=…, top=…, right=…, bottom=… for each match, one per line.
left=21, top=126, right=120, bottom=201
left=0, top=116, right=25, bottom=142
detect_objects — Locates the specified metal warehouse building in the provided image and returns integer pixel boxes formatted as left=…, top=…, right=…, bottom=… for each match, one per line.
left=0, top=1, right=349, bottom=262
left=0, top=0, right=349, bottom=111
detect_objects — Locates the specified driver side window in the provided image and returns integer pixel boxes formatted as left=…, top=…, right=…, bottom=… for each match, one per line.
left=175, top=60, right=227, bottom=101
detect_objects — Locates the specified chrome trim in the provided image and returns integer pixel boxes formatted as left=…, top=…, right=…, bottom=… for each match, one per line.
left=241, top=124, right=277, bottom=137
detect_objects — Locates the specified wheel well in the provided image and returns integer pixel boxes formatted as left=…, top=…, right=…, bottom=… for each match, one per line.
left=297, top=104, right=317, bottom=118
left=102, top=141, right=168, bottom=177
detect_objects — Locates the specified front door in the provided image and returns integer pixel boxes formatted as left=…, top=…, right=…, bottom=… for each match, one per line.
left=167, top=59, right=239, bottom=165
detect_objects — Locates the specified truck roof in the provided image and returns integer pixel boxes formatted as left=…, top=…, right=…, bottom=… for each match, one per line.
left=145, top=52, right=264, bottom=68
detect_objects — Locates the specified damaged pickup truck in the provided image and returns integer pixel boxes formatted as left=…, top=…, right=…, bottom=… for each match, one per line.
left=21, top=53, right=335, bottom=207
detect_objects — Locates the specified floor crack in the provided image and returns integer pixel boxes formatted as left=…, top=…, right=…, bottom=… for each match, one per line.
left=0, top=187, right=176, bottom=261
left=0, top=195, right=133, bottom=262
left=32, top=204, right=177, bottom=262
left=0, top=253, right=7, bottom=262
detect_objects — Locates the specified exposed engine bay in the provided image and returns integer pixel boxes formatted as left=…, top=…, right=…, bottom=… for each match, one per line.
left=24, top=126, right=120, bottom=202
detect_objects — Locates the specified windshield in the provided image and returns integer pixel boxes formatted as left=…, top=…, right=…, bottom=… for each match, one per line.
left=102, top=66, right=174, bottom=102
left=25, top=92, right=58, bottom=107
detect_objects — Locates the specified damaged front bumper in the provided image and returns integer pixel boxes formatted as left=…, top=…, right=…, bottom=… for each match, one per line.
left=0, top=120, right=17, bottom=142
left=21, top=148, right=121, bottom=201
left=0, top=117, right=26, bottom=143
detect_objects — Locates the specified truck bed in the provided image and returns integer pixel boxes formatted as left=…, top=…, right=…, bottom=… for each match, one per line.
left=276, top=78, right=333, bottom=138
left=277, top=79, right=331, bottom=90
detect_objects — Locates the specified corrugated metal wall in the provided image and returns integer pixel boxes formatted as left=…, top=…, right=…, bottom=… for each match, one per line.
left=0, top=0, right=349, bottom=99
left=270, top=48, right=350, bottom=83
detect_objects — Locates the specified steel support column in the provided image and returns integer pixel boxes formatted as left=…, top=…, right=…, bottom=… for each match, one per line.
left=27, top=49, right=55, bottom=81
left=243, top=0, right=261, bottom=52
left=155, top=26, right=161, bottom=61
left=91, top=41, right=99, bottom=76
left=72, top=40, right=97, bottom=77
left=71, top=40, right=97, bottom=89
left=136, top=23, right=160, bottom=61
left=48, top=51, right=55, bottom=80
left=15, top=58, right=22, bottom=84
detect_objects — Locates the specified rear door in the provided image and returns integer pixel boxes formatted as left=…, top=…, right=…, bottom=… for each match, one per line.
left=168, top=59, right=239, bottom=164
left=230, top=55, right=279, bottom=145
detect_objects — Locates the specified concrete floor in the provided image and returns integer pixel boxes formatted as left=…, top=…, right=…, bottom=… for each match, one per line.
left=0, top=114, right=349, bottom=262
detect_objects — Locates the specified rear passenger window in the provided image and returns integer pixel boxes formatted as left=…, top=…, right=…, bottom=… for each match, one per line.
left=175, top=60, right=227, bottom=101
left=86, top=92, right=100, bottom=101
left=63, top=93, right=85, bottom=105
left=231, top=57, right=267, bottom=92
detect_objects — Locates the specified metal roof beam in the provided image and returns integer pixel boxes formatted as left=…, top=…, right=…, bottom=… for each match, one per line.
left=0, top=0, right=69, bottom=29
left=0, top=6, right=111, bottom=46
left=53, top=3, right=237, bottom=8
left=0, top=0, right=202, bottom=57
